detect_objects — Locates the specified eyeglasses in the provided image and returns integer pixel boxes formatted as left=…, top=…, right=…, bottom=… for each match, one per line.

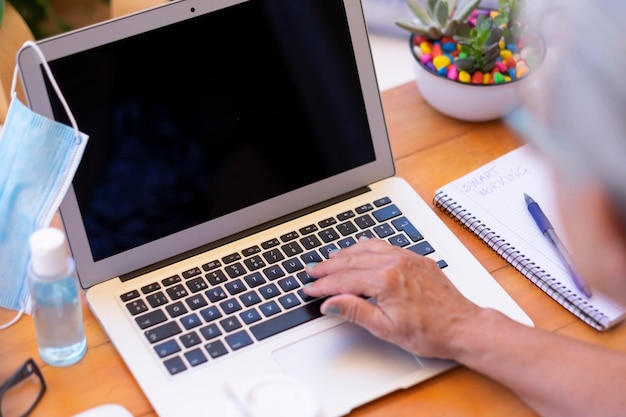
left=0, top=359, right=46, bottom=417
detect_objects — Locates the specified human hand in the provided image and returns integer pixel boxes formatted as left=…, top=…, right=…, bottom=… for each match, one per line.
left=303, top=238, right=482, bottom=359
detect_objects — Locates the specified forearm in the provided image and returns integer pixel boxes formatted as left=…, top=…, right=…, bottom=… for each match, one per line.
left=452, top=309, right=626, bottom=417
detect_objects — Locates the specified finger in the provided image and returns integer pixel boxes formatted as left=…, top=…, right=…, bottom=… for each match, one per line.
left=319, top=294, right=382, bottom=331
left=309, top=240, right=406, bottom=278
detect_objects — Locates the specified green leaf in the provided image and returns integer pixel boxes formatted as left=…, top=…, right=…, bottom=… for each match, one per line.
left=426, top=0, right=438, bottom=15
left=451, top=0, right=481, bottom=22
left=395, top=19, right=432, bottom=36
left=434, top=0, right=449, bottom=28
left=407, top=0, right=436, bottom=27
left=0, top=0, right=5, bottom=29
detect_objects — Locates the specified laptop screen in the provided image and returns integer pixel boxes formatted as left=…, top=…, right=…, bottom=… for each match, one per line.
left=20, top=0, right=393, bottom=286
left=45, top=0, right=376, bottom=262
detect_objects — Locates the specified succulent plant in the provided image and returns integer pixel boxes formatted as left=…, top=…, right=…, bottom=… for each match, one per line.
left=495, top=0, right=526, bottom=45
left=453, top=14, right=502, bottom=73
left=396, top=0, right=481, bottom=40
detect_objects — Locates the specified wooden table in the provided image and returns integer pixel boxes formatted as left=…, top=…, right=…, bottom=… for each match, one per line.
left=2, top=82, right=626, bottom=417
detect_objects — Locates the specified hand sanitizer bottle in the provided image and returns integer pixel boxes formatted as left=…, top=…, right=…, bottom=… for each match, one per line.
left=28, top=227, right=86, bottom=366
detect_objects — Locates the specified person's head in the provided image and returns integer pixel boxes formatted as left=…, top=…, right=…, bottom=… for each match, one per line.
left=518, top=0, right=626, bottom=304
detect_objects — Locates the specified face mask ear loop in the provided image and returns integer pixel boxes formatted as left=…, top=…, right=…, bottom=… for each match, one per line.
left=16, top=41, right=82, bottom=144
left=0, top=301, right=25, bottom=330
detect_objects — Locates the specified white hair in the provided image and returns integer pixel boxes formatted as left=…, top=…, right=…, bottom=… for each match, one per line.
left=521, top=0, right=626, bottom=221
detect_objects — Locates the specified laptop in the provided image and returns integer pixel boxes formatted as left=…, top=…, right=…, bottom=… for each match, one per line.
left=17, top=0, right=533, bottom=415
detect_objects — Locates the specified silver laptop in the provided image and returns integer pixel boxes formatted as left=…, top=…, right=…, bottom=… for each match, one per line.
left=17, top=0, right=532, bottom=415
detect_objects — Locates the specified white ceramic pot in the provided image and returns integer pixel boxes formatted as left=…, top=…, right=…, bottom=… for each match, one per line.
left=411, top=35, right=545, bottom=122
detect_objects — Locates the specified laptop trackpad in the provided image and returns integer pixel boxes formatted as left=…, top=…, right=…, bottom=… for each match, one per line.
left=272, top=323, right=423, bottom=414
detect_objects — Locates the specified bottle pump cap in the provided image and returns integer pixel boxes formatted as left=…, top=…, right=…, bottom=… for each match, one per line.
left=29, top=228, right=68, bottom=277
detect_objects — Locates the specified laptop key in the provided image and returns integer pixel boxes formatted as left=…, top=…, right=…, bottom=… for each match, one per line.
left=205, top=340, right=228, bottom=359
left=281, top=242, right=303, bottom=256
left=262, top=248, right=285, bottom=264
left=125, top=299, right=148, bottom=315
left=392, top=217, right=424, bottom=242
left=250, top=298, right=325, bottom=341
left=318, top=217, right=336, bottom=228
left=225, top=262, right=246, bottom=278
left=185, top=348, right=208, bottom=367
left=242, top=245, right=261, bottom=257
left=154, top=339, right=181, bottom=358
left=373, top=197, right=392, bottom=207
left=407, top=241, right=435, bottom=256
left=244, top=255, right=266, bottom=271
left=259, top=283, right=280, bottom=299
left=240, top=291, right=262, bottom=307
left=282, top=258, right=304, bottom=273
left=337, top=210, right=355, bottom=221
left=299, top=224, right=318, bottom=235
left=300, top=251, right=323, bottom=265
left=162, top=275, right=181, bottom=287
left=336, top=221, right=357, bottom=236
left=338, top=236, right=357, bottom=248
left=373, top=223, right=395, bottom=238
left=372, top=204, right=402, bottom=222
left=145, top=321, right=182, bottom=344
left=300, top=235, right=321, bottom=250
left=355, top=203, right=373, bottom=214
left=185, top=294, right=208, bottom=310
left=120, top=289, right=140, bottom=302
left=166, top=301, right=188, bottom=318
left=278, top=293, right=301, bottom=310
left=280, top=231, right=299, bottom=242
left=259, top=301, right=281, bottom=317
left=261, top=238, right=280, bottom=249
left=222, top=253, right=241, bottom=264
left=205, top=270, right=228, bottom=285
left=180, top=313, right=202, bottom=330
left=319, top=228, right=339, bottom=243
left=180, top=331, right=202, bottom=348
left=187, top=276, right=208, bottom=293
left=164, top=356, right=187, bottom=375
left=166, top=284, right=188, bottom=300
left=199, top=306, right=222, bottom=323
left=225, top=279, right=246, bottom=295
left=141, top=282, right=161, bottom=294
left=182, top=267, right=202, bottom=279
left=240, top=308, right=262, bottom=324
left=146, top=292, right=168, bottom=308
left=136, top=309, right=167, bottom=329
left=389, top=233, right=410, bottom=248
left=199, top=323, right=222, bottom=340
left=226, top=330, right=254, bottom=351
left=220, top=316, right=242, bottom=332
left=202, top=260, right=222, bottom=272
left=354, top=214, right=376, bottom=229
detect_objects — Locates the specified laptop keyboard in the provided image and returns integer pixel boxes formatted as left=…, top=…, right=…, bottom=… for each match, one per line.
left=120, top=197, right=447, bottom=375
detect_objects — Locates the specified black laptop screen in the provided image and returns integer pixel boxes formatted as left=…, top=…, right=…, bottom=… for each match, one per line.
left=47, top=0, right=376, bottom=262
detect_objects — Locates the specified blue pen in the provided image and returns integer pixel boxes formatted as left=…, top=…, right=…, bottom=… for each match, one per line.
left=524, top=193, right=592, bottom=298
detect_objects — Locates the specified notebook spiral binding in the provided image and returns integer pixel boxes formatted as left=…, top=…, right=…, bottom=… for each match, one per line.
left=433, top=190, right=610, bottom=331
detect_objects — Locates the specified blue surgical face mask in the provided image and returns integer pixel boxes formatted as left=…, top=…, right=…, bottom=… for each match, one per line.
left=0, top=41, right=89, bottom=321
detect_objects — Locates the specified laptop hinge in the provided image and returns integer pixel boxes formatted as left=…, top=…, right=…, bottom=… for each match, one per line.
left=119, top=186, right=372, bottom=282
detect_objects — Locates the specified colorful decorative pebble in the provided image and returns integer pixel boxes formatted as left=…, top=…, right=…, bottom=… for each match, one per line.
left=413, top=9, right=542, bottom=85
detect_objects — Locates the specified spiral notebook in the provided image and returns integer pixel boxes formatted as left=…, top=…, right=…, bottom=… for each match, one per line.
left=433, top=145, right=626, bottom=331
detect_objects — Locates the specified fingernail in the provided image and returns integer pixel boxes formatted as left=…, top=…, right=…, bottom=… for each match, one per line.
left=358, top=236, right=369, bottom=241
left=303, top=282, right=314, bottom=289
left=322, top=305, right=341, bottom=315
left=305, top=262, right=318, bottom=269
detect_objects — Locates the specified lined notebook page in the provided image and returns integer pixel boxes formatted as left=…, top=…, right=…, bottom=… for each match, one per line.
left=434, top=145, right=625, bottom=330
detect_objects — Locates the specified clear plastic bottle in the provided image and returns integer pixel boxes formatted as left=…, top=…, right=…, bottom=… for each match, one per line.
left=28, top=227, right=86, bottom=367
